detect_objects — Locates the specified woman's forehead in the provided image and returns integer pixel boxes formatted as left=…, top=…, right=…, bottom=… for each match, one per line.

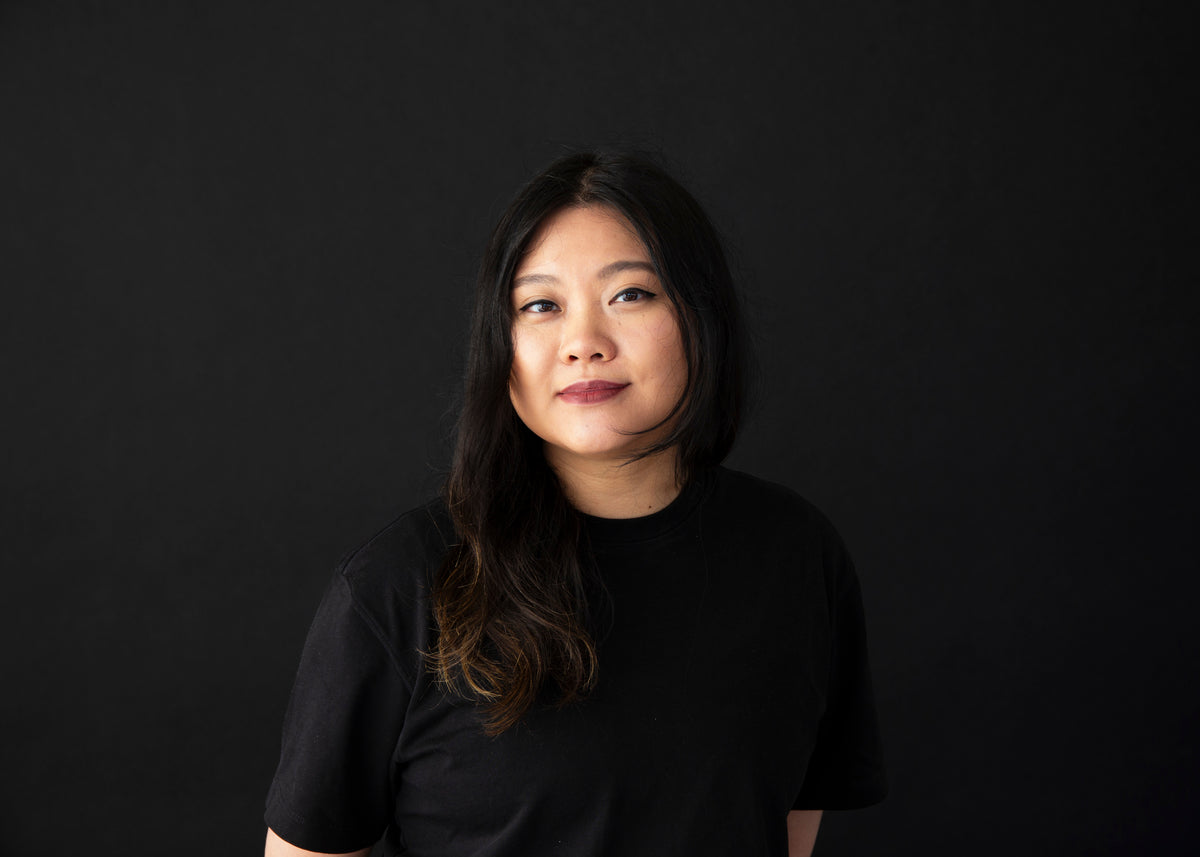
left=516, top=205, right=649, bottom=278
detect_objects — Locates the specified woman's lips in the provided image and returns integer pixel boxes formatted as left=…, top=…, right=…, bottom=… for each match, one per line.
left=558, top=380, right=629, bottom=404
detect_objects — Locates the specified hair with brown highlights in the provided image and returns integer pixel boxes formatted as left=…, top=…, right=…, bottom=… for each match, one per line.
left=432, top=150, right=747, bottom=734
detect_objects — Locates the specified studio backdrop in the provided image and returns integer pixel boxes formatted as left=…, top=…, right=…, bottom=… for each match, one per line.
left=2, top=2, right=1194, bottom=855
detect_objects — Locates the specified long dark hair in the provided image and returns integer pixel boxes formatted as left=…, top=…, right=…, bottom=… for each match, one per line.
left=432, top=151, right=747, bottom=734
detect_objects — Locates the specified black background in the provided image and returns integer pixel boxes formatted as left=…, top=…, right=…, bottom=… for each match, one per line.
left=2, top=2, right=1195, bottom=855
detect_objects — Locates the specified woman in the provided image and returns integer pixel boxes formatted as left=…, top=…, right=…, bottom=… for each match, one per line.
left=265, top=151, right=886, bottom=856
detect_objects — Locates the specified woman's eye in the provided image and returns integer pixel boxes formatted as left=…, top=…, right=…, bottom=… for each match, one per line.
left=519, top=299, right=558, bottom=314
left=613, top=288, right=654, bottom=304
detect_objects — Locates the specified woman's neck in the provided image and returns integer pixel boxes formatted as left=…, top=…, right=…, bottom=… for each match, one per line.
left=547, top=447, right=682, bottom=519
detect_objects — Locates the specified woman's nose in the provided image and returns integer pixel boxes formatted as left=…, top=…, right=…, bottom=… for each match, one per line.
left=559, top=305, right=616, bottom=363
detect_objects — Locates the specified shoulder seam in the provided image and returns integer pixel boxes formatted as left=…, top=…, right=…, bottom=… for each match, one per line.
left=340, top=573, right=420, bottom=694
left=335, top=498, right=450, bottom=574
left=329, top=500, right=451, bottom=694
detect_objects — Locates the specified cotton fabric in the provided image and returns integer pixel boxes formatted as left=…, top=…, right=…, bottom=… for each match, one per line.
left=265, top=467, right=886, bottom=855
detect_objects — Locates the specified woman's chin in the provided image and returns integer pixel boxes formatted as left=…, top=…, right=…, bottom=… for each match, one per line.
left=542, top=433, right=671, bottom=469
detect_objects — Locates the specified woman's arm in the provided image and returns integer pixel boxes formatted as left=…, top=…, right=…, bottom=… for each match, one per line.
left=786, top=810, right=823, bottom=857
left=264, top=828, right=372, bottom=857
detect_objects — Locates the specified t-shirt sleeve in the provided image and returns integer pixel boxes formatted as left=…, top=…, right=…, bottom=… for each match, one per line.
left=793, top=553, right=888, bottom=810
left=265, top=571, right=413, bottom=852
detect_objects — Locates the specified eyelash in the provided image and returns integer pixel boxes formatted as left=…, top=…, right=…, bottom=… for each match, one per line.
left=516, top=288, right=657, bottom=315
left=519, top=299, right=558, bottom=314
left=613, top=287, right=655, bottom=303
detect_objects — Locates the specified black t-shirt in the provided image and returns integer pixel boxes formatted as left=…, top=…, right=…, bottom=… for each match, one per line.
left=265, top=467, right=886, bottom=855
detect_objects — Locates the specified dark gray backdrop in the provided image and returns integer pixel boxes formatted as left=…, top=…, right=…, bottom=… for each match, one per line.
left=2, top=2, right=1195, bottom=855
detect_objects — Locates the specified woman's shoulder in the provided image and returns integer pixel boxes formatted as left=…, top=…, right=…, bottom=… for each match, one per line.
left=709, top=467, right=837, bottom=527
left=333, top=497, right=456, bottom=600
left=707, top=466, right=853, bottom=561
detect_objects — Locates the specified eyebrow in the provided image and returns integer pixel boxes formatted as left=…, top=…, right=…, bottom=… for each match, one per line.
left=511, top=259, right=657, bottom=290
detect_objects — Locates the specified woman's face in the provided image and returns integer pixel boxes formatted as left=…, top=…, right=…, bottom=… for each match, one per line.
left=508, top=205, right=687, bottom=470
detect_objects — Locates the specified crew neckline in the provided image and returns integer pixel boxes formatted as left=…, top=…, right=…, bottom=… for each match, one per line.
left=579, top=467, right=714, bottom=546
